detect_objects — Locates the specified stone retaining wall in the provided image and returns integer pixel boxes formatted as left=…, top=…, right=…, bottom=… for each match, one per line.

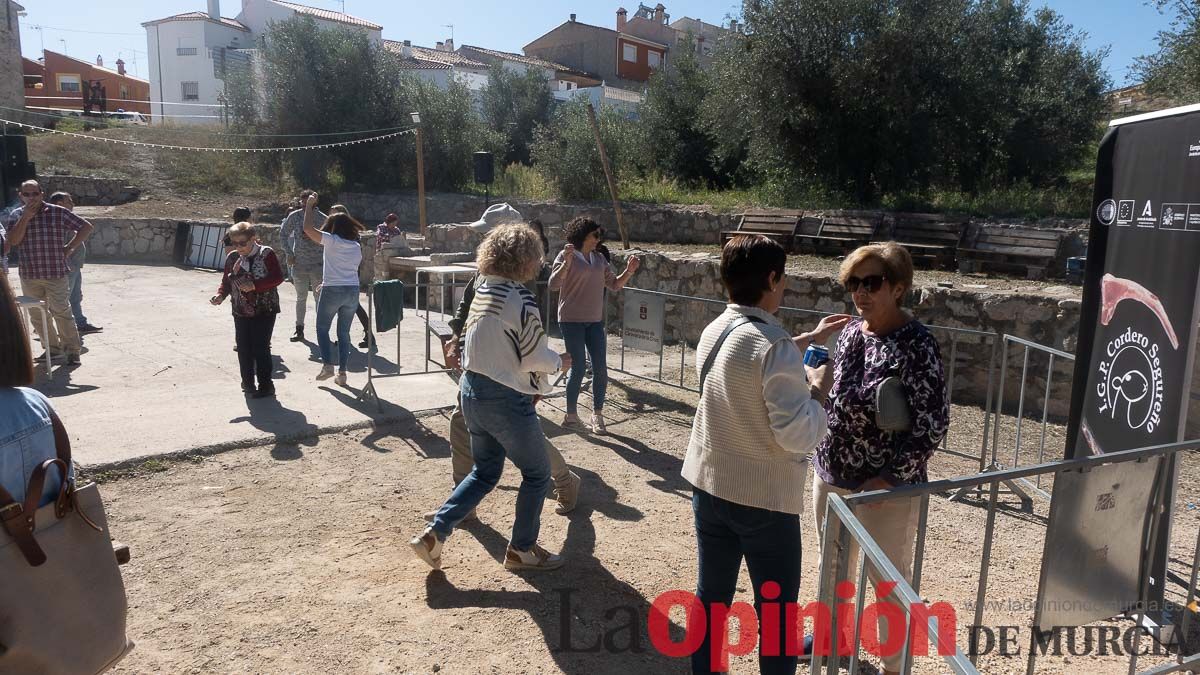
left=87, top=218, right=185, bottom=261
left=39, top=175, right=140, bottom=206
left=85, top=219, right=378, bottom=273
left=339, top=190, right=1091, bottom=253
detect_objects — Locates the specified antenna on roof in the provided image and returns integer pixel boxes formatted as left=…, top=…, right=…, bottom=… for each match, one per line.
left=442, top=24, right=454, bottom=44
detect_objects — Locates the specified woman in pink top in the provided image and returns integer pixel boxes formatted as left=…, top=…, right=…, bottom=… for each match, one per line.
left=548, top=217, right=640, bottom=434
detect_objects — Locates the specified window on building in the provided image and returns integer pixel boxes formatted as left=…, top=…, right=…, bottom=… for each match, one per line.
left=648, top=51, right=662, bottom=68
left=120, top=85, right=129, bottom=100
left=622, top=43, right=637, bottom=62
left=57, top=74, right=82, bottom=93
left=181, top=81, right=200, bottom=101
left=176, top=47, right=198, bottom=56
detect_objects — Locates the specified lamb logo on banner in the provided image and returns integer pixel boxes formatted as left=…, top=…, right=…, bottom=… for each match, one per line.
left=1094, top=274, right=1181, bottom=434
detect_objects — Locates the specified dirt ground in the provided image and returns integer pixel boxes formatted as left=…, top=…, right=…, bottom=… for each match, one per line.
left=93, top=373, right=1199, bottom=675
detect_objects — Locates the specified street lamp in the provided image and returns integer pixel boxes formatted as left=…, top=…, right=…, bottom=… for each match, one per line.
left=410, top=112, right=426, bottom=237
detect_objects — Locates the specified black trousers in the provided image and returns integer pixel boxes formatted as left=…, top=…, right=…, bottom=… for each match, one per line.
left=234, top=313, right=277, bottom=391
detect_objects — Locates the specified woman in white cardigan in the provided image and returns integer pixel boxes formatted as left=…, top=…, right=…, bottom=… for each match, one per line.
left=681, top=234, right=848, bottom=674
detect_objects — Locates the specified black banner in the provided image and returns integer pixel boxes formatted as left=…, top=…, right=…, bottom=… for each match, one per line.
left=1066, top=108, right=1200, bottom=459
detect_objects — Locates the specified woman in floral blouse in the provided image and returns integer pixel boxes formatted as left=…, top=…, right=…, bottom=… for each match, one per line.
left=809, top=242, right=948, bottom=675
left=210, top=222, right=284, bottom=399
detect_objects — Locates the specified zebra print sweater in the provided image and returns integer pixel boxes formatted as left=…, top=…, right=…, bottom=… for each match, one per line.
left=462, top=275, right=562, bottom=395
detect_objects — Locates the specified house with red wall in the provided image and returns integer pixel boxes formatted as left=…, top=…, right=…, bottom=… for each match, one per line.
left=25, top=49, right=151, bottom=116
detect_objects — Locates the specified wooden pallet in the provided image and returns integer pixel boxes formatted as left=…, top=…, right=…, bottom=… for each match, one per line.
left=720, top=210, right=805, bottom=252
left=883, top=213, right=967, bottom=269
left=957, top=225, right=1065, bottom=279
left=796, top=211, right=882, bottom=254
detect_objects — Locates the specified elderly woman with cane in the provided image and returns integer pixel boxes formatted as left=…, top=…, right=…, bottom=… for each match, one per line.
left=808, top=242, right=949, bottom=675
left=412, top=223, right=573, bottom=572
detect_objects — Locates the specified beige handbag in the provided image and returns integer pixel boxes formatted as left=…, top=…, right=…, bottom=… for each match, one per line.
left=0, top=413, right=134, bottom=674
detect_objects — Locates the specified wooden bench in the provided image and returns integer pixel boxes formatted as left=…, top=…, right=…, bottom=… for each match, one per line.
left=884, top=214, right=967, bottom=269
left=795, top=211, right=883, bottom=254
left=957, top=225, right=1065, bottom=279
left=720, top=210, right=804, bottom=251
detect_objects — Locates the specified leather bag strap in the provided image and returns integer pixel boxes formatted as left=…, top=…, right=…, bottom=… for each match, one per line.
left=49, top=409, right=72, bottom=466
left=1, top=458, right=68, bottom=567
left=699, top=315, right=766, bottom=395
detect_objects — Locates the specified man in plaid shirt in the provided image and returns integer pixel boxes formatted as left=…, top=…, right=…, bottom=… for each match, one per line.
left=5, top=180, right=94, bottom=364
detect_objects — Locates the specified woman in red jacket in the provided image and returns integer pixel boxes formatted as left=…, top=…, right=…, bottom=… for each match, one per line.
left=210, top=222, right=284, bottom=398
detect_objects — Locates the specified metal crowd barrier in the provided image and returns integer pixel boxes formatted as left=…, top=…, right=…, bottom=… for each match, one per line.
left=972, top=335, right=1077, bottom=507
left=813, top=438, right=1200, bottom=675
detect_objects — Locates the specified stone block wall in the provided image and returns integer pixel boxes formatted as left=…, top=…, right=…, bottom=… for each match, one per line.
left=339, top=191, right=736, bottom=246
left=40, top=175, right=141, bottom=206
left=87, top=218, right=183, bottom=261
left=340, top=190, right=1092, bottom=253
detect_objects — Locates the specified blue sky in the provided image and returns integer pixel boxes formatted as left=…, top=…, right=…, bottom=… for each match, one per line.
left=17, top=0, right=1172, bottom=87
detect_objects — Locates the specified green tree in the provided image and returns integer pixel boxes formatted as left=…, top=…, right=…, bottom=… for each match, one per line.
left=227, top=16, right=498, bottom=194
left=1133, top=1, right=1200, bottom=100
left=480, top=63, right=553, bottom=166
left=531, top=100, right=641, bottom=201
left=716, top=0, right=1108, bottom=201
left=641, top=33, right=724, bottom=185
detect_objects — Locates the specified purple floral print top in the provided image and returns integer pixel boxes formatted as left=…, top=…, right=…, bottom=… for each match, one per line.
left=813, top=317, right=949, bottom=489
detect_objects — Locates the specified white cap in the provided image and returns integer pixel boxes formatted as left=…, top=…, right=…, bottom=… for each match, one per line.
left=468, top=202, right=524, bottom=232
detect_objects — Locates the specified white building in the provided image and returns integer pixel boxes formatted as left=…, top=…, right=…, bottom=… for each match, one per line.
left=455, top=45, right=601, bottom=93
left=383, top=39, right=490, bottom=93
left=142, top=0, right=381, bottom=124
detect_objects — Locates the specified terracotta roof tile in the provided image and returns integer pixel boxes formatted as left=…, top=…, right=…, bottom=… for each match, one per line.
left=383, top=41, right=488, bottom=70
left=459, top=45, right=595, bottom=79
left=141, top=11, right=250, bottom=31
left=273, top=1, right=382, bottom=31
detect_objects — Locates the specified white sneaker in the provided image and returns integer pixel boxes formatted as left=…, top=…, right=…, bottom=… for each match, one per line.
left=316, top=365, right=335, bottom=381
left=334, top=371, right=347, bottom=386
left=410, top=528, right=443, bottom=570
left=591, top=412, right=606, bottom=435
left=504, top=543, right=565, bottom=571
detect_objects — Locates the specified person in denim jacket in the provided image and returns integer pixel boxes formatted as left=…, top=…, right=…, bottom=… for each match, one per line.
left=0, top=274, right=70, bottom=507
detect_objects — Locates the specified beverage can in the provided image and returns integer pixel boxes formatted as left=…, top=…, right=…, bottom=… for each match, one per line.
left=804, top=344, right=829, bottom=368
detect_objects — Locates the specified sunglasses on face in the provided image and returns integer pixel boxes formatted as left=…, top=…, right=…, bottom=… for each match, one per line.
left=845, top=274, right=887, bottom=294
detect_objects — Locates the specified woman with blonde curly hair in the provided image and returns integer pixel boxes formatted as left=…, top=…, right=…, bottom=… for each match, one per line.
left=412, top=223, right=573, bottom=573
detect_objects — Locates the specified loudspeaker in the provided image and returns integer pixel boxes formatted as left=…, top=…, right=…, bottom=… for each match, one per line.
left=473, top=151, right=494, bottom=185
left=1, top=134, right=36, bottom=201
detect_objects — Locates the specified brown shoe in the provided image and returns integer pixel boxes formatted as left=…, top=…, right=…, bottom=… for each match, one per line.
left=504, top=543, right=565, bottom=571
left=553, top=471, right=581, bottom=515
left=409, top=528, right=443, bottom=570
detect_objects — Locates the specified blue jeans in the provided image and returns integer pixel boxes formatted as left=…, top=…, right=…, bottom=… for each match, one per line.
left=560, top=321, right=607, bottom=414
left=431, top=372, right=550, bottom=551
left=316, top=285, right=358, bottom=370
left=692, top=487, right=802, bottom=675
left=67, top=261, right=86, bottom=326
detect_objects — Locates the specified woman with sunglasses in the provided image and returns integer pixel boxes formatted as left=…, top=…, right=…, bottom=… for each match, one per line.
left=210, top=222, right=284, bottom=398
left=549, top=216, right=639, bottom=434
left=807, top=242, right=948, bottom=675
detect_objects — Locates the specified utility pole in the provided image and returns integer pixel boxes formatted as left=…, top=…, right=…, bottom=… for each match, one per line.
left=411, top=112, right=427, bottom=238
left=586, top=102, right=629, bottom=249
